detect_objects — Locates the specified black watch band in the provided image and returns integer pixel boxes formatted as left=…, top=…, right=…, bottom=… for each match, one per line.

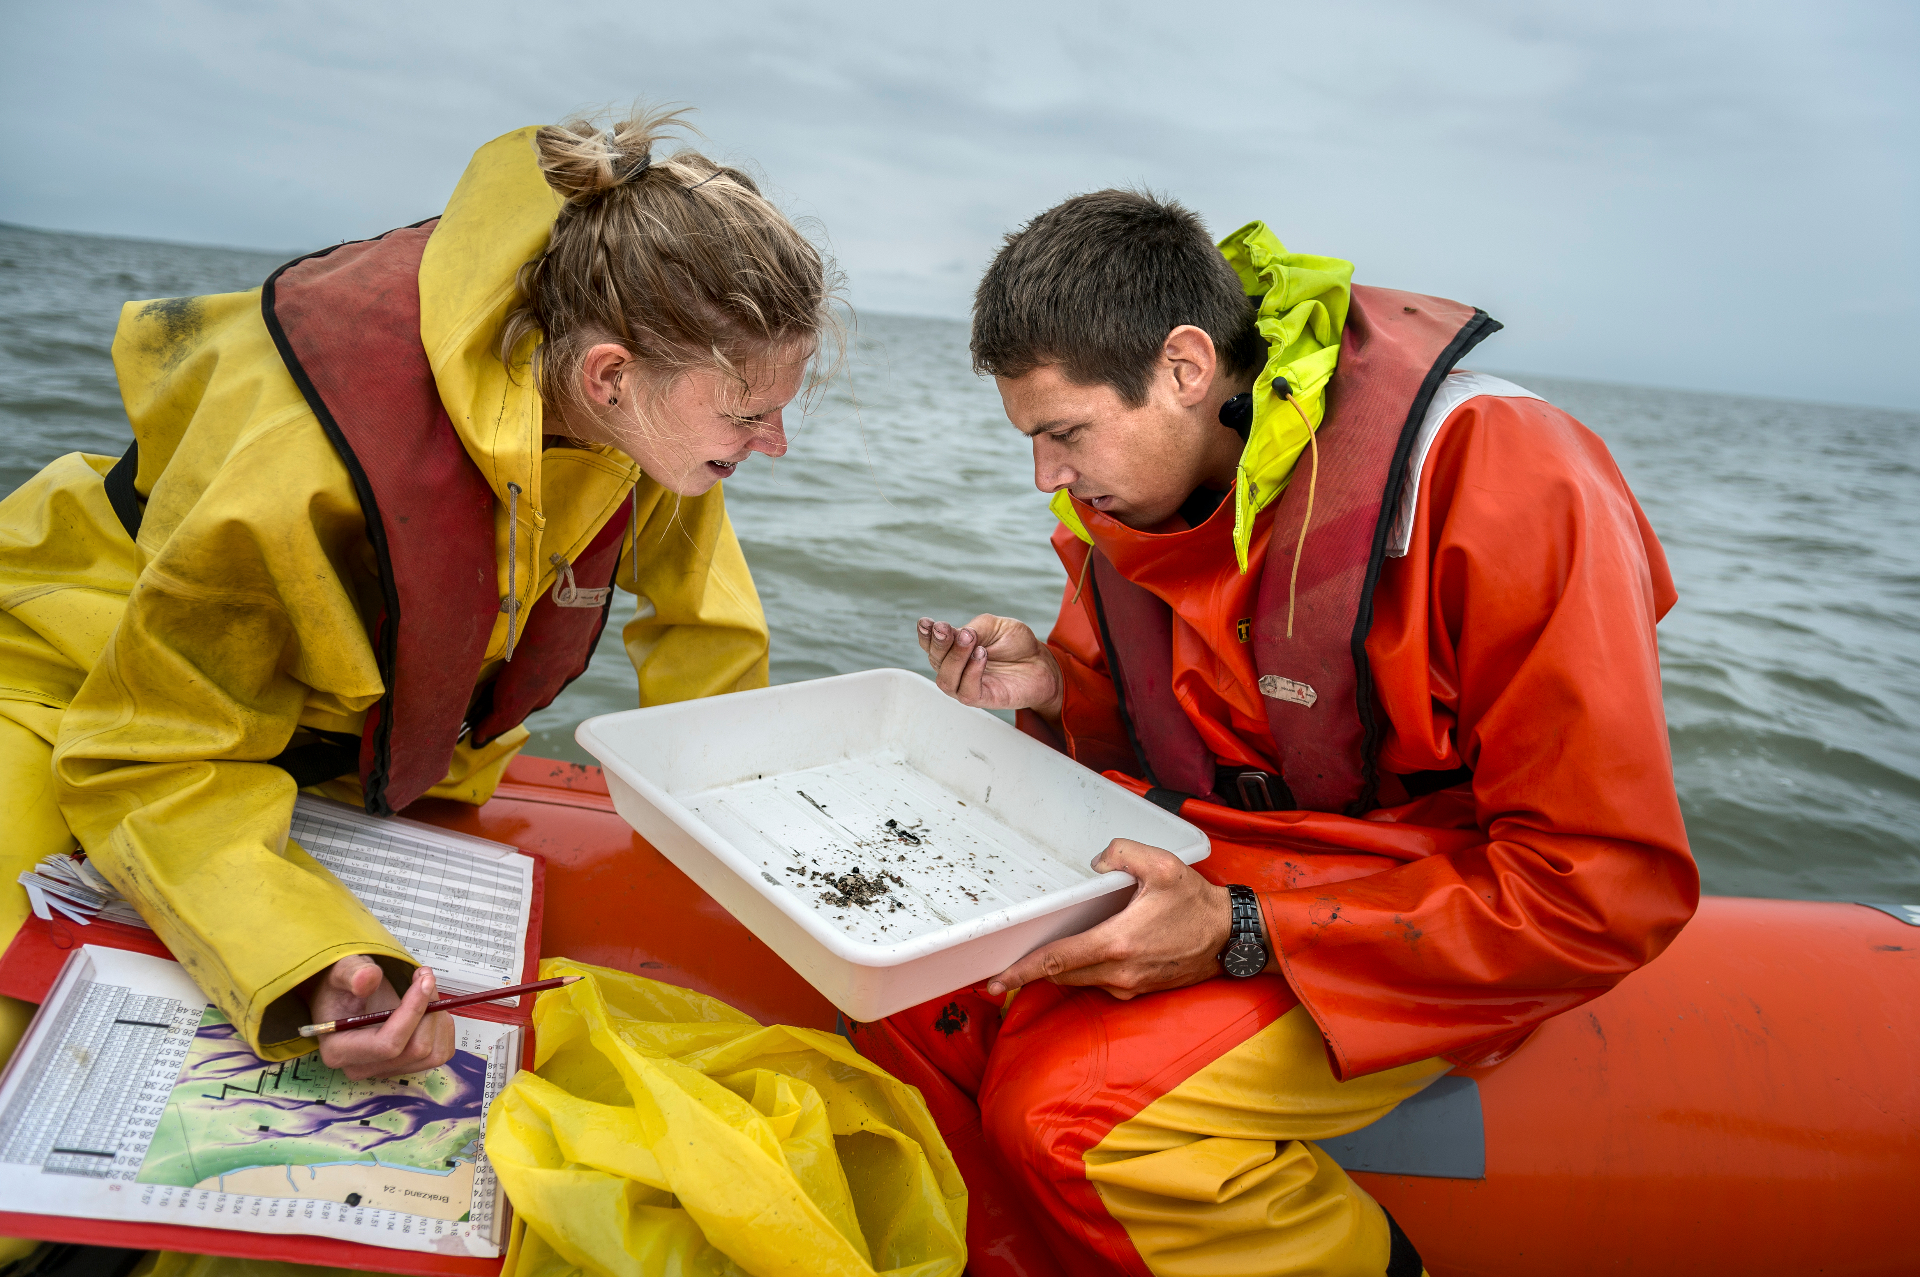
left=1218, top=884, right=1269, bottom=979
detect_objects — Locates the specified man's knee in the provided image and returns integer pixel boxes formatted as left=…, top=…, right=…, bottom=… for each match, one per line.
left=978, top=1026, right=1078, bottom=1183
left=979, top=978, right=1308, bottom=1183
left=974, top=984, right=1119, bottom=1197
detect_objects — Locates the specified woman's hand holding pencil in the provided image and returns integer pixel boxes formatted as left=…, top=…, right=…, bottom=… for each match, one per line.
left=305, top=956, right=458, bottom=1081
left=302, top=973, right=581, bottom=1040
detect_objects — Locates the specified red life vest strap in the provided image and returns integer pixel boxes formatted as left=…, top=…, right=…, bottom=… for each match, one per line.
left=263, top=221, right=627, bottom=815
left=1254, top=286, right=1500, bottom=813
left=1092, top=285, right=1500, bottom=814
left=1086, top=550, right=1218, bottom=801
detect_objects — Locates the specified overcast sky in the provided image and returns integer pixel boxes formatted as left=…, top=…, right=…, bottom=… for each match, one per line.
left=4, top=0, right=1914, bottom=408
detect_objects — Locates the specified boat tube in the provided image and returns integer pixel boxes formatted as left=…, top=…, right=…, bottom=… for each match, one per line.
left=416, top=755, right=1917, bottom=1277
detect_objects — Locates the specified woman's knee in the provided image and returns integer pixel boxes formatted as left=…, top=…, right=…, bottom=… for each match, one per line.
left=0, top=708, right=72, bottom=1069
left=0, top=705, right=74, bottom=932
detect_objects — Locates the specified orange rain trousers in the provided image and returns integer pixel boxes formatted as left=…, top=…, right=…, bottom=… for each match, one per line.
left=858, top=838, right=1449, bottom=1277
left=869, top=391, right=1698, bottom=1275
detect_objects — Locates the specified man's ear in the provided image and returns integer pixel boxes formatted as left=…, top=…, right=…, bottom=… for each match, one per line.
left=1161, top=325, right=1218, bottom=407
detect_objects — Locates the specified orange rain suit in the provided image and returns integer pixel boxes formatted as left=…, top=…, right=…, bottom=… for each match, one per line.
left=865, top=382, right=1698, bottom=1277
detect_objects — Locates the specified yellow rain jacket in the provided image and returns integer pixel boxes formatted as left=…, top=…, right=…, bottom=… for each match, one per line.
left=0, top=128, right=769, bottom=1058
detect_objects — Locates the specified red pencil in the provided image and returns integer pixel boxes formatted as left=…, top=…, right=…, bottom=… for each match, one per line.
left=297, top=974, right=581, bottom=1037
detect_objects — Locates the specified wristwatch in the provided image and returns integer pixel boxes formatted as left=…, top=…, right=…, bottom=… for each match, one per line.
left=1219, top=884, right=1270, bottom=978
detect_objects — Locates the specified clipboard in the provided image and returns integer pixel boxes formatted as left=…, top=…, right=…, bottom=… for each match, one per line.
left=0, top=845, right=544, bottom=1275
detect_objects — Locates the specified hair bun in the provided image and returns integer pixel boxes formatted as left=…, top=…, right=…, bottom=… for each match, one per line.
left=499, top=101, right=843, bottom=427
left=610, top=131, right=652, bottom=184
left=534, top=109, right=686, bottom=204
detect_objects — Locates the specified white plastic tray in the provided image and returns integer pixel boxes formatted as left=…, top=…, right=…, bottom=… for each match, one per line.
left=576, top=668, right=1209, bottom=1021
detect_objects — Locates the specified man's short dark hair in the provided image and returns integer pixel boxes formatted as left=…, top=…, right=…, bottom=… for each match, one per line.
left=970, top=189, right=1262, bottom=406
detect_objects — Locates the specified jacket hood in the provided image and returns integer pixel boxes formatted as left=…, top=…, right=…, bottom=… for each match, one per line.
left=418, top=125, right=563, bottom=522
left=1052, top=222, right=1352, bottom=572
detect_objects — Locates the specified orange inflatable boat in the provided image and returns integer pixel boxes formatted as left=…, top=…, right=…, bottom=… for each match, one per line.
left=414, top=755, right=1918, bottom=1277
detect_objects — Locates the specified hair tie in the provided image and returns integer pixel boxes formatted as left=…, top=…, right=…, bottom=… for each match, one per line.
left=604, top=129, right=652, bottom=184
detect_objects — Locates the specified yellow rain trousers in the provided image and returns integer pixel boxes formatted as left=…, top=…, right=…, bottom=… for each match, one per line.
left=0, top=126, right=769, bottom=1066
left=487, top=960, right=968, bottom=1277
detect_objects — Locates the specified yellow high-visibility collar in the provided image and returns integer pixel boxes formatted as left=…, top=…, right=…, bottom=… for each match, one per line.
left=1051, top=222, right=1353, bottom=572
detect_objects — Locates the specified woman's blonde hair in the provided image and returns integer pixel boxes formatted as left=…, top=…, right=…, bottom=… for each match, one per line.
left=501, top=106, right=839, bottom=417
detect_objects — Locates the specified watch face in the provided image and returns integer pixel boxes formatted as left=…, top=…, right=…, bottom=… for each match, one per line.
left=1222, top=941, right=1266, bottom=979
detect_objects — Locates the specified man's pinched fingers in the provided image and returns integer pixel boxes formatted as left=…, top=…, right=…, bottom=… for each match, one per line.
left=957, top=641, right=988, bottom=701
left=925, top=620, right=958, bottom=668
left=930, top=628, right=960, bottom=690
left=933, top=624, right=975, bottom=681
left=934, top=636, right=973, bottom=696
left=924, top=616, right=1021, bottom=702
left=939, top=628, right=983, bottom=700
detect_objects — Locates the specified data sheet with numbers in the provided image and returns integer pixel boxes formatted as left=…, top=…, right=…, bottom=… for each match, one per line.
left=287, top=795, right=535, bottom=1001
left=0, top=947, right=520, bottom=1257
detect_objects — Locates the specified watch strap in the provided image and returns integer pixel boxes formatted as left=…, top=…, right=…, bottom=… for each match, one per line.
left=1219, top=884, right=1269, bottom=977
left=1228, top=887, right=1259, bottom=937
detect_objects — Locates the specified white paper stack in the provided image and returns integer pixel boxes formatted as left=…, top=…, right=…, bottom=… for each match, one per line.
left=13, top=797, right=535, bottom=1002
left=18, top=853, right=149, bottom=929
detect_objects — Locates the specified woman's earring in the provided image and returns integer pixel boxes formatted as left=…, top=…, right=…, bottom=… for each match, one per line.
left=609, top=396, right=619, bottom=406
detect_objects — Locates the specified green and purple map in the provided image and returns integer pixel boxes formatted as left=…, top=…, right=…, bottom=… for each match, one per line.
left=137, top=1008, right=488, bottom=1220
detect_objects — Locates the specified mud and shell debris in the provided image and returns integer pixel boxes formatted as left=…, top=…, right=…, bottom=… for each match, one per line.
left=802, top=864, right=907, bottom=911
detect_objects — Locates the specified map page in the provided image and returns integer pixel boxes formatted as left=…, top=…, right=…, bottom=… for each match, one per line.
left=0, top=946, right=519, bottom=1257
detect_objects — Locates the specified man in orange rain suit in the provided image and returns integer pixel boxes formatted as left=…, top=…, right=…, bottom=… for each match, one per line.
left=854, top=191, right=1697, bottom=1277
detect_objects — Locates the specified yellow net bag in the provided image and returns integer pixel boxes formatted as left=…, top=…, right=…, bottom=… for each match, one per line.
left=486, top=959, right=967, bottom=1277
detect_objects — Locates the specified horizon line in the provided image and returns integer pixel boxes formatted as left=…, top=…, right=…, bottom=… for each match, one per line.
left=4, top=220, right=1913, bottom=417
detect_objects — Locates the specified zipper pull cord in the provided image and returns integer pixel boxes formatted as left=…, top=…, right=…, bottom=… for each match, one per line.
left=503, top=481, right=522, bottom=660
left=1274, top=380, right=1321, bottom=640
left=1069, top=546, right=1094, bottom=605
left=628, top=482, right=640, bottom=586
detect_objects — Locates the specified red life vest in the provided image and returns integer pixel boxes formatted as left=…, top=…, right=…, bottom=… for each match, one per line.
left=1086, top=285, right=1499, bottom=816
left=260, top=222, right=627, bottom=816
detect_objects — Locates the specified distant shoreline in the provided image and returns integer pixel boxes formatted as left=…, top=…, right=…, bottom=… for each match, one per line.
left=0, top=219, right=300, bottom=261
left=2, top=220, right=1912, bottom=416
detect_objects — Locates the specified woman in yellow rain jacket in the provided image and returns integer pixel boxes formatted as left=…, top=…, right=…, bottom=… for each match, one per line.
left=0, top=111, right=832, bottom=1090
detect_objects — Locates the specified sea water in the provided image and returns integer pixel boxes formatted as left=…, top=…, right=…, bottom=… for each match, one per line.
left=3, top=221, right=1915, bottom=903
